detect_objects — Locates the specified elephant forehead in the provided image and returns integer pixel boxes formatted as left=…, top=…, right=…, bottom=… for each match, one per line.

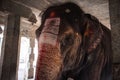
left=39, top=18, right=60, bottom=46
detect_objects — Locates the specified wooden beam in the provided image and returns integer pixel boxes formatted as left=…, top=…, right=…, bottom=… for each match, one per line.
left=0, top=14, right=20, bottom=80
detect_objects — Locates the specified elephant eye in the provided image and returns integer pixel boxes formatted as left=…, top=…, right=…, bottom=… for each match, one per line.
left=61, top=34, right=74, bottom=47
left=65, top=35, right=74, bottom=44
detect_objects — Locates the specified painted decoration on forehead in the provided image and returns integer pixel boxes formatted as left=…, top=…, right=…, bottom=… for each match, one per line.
left=44, top=18, right=60, bottom=27
left=39, top=18, right=60, bottom=46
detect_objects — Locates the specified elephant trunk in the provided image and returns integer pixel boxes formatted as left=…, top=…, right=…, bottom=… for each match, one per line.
left=35, top=43, right=62, bottom=80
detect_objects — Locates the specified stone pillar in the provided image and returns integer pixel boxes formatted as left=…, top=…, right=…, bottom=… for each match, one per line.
left=28, top=37, right=35, bottom=79
left=16, top=36, right=21, bottom=80
left=109, top=0, right=120, bottom=63
left=0, top=14, right=20, bottom=80
left=109, top=0, right=120, bottom=80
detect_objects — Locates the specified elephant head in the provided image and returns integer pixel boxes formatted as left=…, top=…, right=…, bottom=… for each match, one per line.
left=35, top=2, right=112, bottom=80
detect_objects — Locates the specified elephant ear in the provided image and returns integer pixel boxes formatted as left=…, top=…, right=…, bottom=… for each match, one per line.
left=83, top=14, right=103, bottom=53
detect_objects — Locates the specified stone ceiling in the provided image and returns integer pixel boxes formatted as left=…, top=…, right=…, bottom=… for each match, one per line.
left=14, top=0, right=110, bottom=29
left=13, top=0, right=108, bottom=10
left=1, top=0, right=110, bottom=37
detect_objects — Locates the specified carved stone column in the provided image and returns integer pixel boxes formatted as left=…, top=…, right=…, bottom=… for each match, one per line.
left=20, top=18, right=38, bottom=79
left=28, top=37, right=35, bottom=79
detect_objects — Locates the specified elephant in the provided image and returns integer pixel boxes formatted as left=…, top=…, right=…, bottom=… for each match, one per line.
left=35, top=2, right=112, bottom=80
